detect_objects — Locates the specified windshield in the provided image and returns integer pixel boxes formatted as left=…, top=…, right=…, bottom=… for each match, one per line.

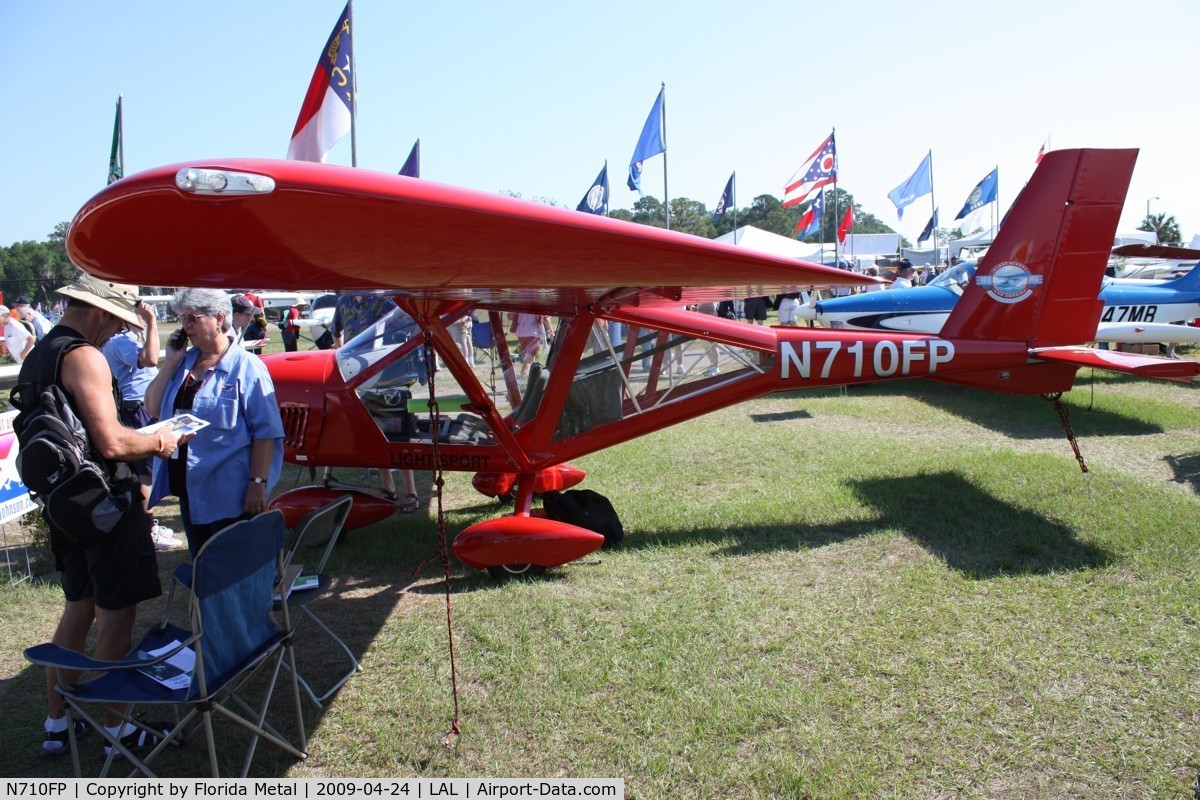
left=930, top=262, right=976, bottom=291
left=336, top=306, right=423, bottom=384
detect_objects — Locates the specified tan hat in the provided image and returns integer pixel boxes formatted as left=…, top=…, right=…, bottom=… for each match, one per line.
left=56, top=274, right=144, bottom=330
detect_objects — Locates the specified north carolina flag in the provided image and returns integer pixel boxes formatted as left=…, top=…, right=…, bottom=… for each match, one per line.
left=287, top=3, right=354, bottom=163
left=794, top=189, right=825, bottom=239
left=836, top=205, right=854, bottom=245
left=783, top=132, right=837, bottom=208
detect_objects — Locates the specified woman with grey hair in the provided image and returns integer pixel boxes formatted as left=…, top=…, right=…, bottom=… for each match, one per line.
left=143, top=288, right=285, bottom=555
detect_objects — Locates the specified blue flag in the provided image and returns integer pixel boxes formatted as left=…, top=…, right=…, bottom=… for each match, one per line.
left=577, top=163, right=609, bottom=215
left=398, top=139, right=420, bottom=178
left=711, top=173, right=735, bottom=223
left=887, top=152, right=932, bottom=220
left=954, top=167, right=998, bottom=220
left=917, top=208, right=938, bottom=245
left=627, top=87, right=666, bottom=193
left=794, top=189, right=825, bottom=240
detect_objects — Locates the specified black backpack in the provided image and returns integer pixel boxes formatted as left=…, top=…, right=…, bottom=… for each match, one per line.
left=9, top=337, right=137, bottom=548
left=541, top=489, right=624, bottom=548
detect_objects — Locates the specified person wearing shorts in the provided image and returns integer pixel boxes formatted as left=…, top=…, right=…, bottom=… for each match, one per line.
left=743, top=296, right=769, bottom=325
left=19, top=276, right=182, bottom=756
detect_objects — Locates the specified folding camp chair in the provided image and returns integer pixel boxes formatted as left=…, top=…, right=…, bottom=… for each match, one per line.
left=25, top=510, right=306, bottom=778
left=277, top=493, right=357, bottom=707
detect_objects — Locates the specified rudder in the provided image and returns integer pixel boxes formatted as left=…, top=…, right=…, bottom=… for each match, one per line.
left=940, top=149, right=1137, bottom=346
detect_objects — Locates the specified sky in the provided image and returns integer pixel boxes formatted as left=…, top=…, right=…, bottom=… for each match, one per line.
left=3, top=0, right=1199, bottom=251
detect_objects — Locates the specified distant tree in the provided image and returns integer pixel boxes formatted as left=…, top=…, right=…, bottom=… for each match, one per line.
left=0, top=222, right=81, bottom=303
left=1138, top=212, right=1181, bottom=244
left=668, top=198, right=714, bottom=237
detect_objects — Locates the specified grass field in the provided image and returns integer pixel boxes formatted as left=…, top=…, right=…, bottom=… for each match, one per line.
left=1, top=359, right=1198, bottom=797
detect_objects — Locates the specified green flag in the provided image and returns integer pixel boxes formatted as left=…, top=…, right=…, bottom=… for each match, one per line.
left=107, top=96, right=123, bottom=184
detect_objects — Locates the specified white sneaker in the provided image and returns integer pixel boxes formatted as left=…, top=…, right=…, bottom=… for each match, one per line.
left=704, top=366, right=719, bottom=377
left=150, top=522, right=181, bottom=551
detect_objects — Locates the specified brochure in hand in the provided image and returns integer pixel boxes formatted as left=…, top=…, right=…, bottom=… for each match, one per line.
left=137, top=640, right=195, bottom=690
left=138, top=413, right=210, bottom=438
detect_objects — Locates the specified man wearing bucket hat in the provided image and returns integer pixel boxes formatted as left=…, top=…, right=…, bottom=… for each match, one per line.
left=18, top=274, right=185, bottom=756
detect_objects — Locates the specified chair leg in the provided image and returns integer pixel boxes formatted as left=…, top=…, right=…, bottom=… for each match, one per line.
left=300, top=606, right=362, bottom=704
left=284, top=635, right=309, bottom=752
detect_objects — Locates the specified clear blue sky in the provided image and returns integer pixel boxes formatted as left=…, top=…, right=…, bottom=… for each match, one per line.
left=3, top=0, right=1197, bottom=249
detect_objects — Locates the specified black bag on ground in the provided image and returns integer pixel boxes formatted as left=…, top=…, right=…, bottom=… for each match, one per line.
left=541, top=489, right=624, bottom=548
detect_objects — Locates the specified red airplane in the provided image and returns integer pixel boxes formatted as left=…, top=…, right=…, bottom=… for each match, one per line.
left=66, top=148, right=1199, bottom=576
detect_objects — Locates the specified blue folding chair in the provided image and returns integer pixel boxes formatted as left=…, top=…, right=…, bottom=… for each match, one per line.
left=25, top=510, right=307, bottom=778
left=277, top=494, right=357, bottom=707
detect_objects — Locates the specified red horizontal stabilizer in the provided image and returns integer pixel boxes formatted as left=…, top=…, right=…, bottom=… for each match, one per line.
left=1031, top=346, right=1200, bottom=382
left=1111, top=244, right=1200, bottom=260
left=453, top=516, right=604, bottom=570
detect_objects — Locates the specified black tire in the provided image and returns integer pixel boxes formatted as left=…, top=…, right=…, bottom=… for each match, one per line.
left=486, top=563, right=546, bottom=579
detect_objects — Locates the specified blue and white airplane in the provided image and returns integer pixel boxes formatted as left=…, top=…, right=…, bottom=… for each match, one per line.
left=796, top=255, right=1200, bottom=345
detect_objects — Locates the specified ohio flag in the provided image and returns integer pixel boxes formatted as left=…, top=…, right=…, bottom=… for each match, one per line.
left=783, top=132, right=837, bottom=208
left=287, top=3, right=354, bottom=163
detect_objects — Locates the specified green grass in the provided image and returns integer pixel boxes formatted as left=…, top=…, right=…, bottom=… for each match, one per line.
left=1, top=370, right=1198, bottom=797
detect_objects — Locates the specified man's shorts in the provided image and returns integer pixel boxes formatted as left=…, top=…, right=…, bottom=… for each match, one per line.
left=117, top=400, right=155, bottom=481
left=743, top=297, right=768, bottom=321
left=53, top=503, right=161, bottom=611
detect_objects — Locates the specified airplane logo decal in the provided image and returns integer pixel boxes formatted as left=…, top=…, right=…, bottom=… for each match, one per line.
left=975, top=261, right=1043, bottom=304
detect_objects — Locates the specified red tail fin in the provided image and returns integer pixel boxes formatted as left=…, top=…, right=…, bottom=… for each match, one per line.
left=940, top=149, right=1137, bottom=346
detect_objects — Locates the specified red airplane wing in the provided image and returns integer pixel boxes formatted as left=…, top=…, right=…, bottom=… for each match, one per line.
left=67, top=159, right=880, bottom=312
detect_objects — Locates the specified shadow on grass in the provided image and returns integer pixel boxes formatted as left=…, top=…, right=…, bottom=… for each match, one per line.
left=623, top=471, right=1113, bottom=579
left=749, top=409, right=813, bottom=423
left=818, top=379, right=1165, bottom=438
left=1164, top=452, right=1200, bottom=494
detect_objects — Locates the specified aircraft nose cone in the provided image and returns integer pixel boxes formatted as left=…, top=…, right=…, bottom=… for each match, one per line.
left=795, top=304, right=818, bottom=319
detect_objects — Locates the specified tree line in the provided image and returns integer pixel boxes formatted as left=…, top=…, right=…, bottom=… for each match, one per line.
left=0, top=222, right=79, bottom=306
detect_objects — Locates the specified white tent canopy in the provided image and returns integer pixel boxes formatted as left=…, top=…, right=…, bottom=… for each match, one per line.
left=715, top=226, right=822, bottom=260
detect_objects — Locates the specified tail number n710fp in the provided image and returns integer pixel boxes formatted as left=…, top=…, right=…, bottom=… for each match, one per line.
left=780, top=339, right=955, bottom=381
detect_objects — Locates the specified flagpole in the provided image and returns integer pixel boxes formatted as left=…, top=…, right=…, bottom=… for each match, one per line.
left=660, top=82, right=669, bottom=230
left=732, top=171, right=738, bottom=245
left=348, top=0, right=358, bottom=168
left=117, top=95, right=124, bottom=181
left=831, top=127, right=838, bottom=267
left=993, top=165, right=998, bottom=238
left=928, top=150, right=936, bottom=265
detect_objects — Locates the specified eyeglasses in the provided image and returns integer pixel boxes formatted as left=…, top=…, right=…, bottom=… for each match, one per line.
left=179, top=312, right=209, bottom=325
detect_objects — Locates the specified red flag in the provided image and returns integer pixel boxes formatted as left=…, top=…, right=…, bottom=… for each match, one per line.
left=287, top=4, right=354, bottom=163
left=837, top=206, right=854, bottom=244
left=1035, top=140, right=1047, bottom=164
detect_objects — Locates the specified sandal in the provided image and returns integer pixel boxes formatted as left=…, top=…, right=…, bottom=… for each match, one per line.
left=42, top=718, right=90, bottom=757
left=382, top=489, right=398, bottom=502
left=399, top=494, right=420, bottom=514
left=103, top=720, right=176, bottom=759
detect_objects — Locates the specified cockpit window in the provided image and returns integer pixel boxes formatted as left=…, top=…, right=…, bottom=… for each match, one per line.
left=930, top=262, right=976, bottom=291
left=337, top=306, right=423, bottom=384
